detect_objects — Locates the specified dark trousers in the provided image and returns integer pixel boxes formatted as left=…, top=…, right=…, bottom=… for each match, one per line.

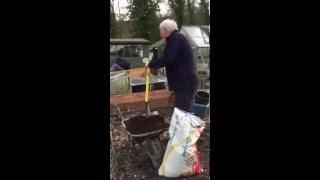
left=173, top=88, right=197, bottom=113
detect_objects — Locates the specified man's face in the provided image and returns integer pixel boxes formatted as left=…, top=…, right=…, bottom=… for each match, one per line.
left=160, top=28, right=167, bottom=39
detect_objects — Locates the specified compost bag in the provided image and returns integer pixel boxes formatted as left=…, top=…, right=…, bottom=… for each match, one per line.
left=158, top=107, right=205, bottom=178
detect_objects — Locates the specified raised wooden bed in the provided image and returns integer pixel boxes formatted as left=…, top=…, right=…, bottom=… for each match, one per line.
left=110, top=89, right=174, bottom=114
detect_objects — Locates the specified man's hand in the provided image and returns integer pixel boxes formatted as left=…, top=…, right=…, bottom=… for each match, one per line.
left=142, top=58, right=150, bottom=67
left=150, top=68, right=158, bottom=75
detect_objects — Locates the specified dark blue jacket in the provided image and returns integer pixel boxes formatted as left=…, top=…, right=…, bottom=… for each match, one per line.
left=148, top=30, right=198, bottom=91
left=115, top=58, right=130, bottom=70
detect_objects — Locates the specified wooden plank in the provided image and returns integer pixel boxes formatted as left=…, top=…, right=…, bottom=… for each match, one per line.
left=110, top=89, right=172, bottom=105
left=110, top=89, right=174, bottom=113
left=110, top=68, right=146, bottom=80
left=129, top=68, right=146, bottom=79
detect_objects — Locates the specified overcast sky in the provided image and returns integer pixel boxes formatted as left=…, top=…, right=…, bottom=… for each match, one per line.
left=112, top=0, right=209, bottom=20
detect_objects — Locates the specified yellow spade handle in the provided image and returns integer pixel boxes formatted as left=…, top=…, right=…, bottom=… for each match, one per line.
left=145, top=67, right=150, bottom=102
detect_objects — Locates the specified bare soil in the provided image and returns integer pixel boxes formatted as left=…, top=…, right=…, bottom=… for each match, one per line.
left=110, top=106, right=210, bottom=180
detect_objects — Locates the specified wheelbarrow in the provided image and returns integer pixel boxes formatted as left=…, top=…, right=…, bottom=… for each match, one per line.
left=121, top=115, right=169, bottom=169
left=117, top=66, right=170, bottom=169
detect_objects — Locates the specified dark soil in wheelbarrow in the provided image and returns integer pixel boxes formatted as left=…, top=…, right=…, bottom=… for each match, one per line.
left=124, top=115, right=169, bottom=135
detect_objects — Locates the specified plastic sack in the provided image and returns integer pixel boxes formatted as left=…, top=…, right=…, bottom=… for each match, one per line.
left=158, top=107, right=205, bottom=178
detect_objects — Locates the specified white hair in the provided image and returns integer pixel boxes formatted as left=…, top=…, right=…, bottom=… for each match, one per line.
left=159, top=19, right=178, bottom=33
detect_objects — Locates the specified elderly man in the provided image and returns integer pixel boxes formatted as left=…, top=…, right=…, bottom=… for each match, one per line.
left=146, top=19, right=198, bottom=113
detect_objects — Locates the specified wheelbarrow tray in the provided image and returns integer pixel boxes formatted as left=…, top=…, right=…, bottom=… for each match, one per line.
left=121, top=115, right=169, bottom=138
